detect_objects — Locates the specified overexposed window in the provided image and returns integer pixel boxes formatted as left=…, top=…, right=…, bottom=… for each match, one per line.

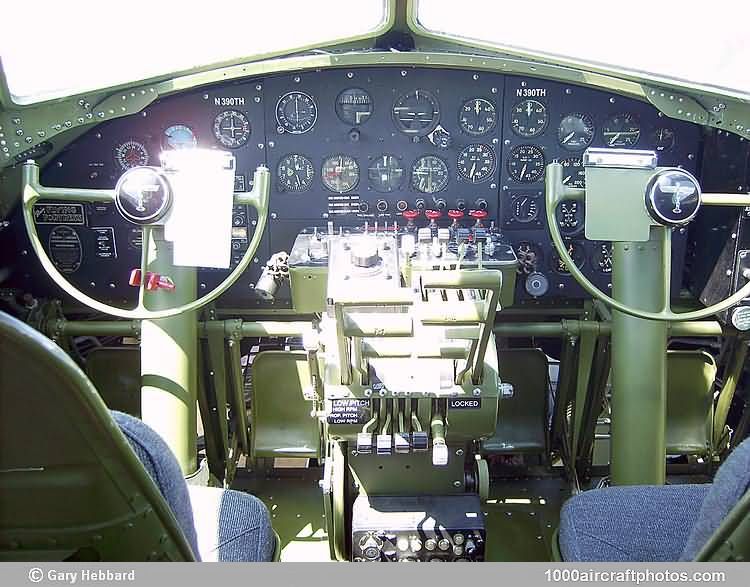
left=0, top=0, right=387, bottom=104
left=418, top=0, right=750, bottom=95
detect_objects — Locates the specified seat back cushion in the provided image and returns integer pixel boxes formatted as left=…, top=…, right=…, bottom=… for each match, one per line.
left=681, top=437, right=750, bottom=560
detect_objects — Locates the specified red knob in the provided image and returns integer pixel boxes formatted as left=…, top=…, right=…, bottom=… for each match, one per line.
left=402, top=209, right=420, bottom=221
left=447, top=209, right=464, bottom=220
left=425, top=209, right=442, bottom=220
left=469, top=209, right=488, bottom=220
left=128, top=269, right=142, bottom=287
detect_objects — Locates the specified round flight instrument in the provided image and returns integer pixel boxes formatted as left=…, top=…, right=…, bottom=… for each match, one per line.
left=114, top=139, right=149, bottom=170
left=114, top=167, right=172, bottom=224
left=560, top=157, right=586, bottom=188
left=322, top=154, right=359, bottom=193
left=510, top=99, right=548, bottom=138
left=602, top=113, right=640, bottom=147
left=457, top=144, right=496, bottom=183
left=459, top=98, right=497, bottom=136
left=593, top=243, right=613, bottom=273
left=213, top=110, right=251, bottom=148
left=507, top=145, right=545, bottom=183
left=553, top=241, right=586, bottom=274
left=277, top=154, right=315, bottom=192
left=392, top=90, right=440, bottom=136
left=163, top=124, right=197, bottom=150
left=368, top=154, right=405, bottom=193
left=336, top=88, right=373, bottom=126
left=411, top=155, right=449, bottom=193
left=556, top=201, right=585, bottom=236
left=510, top=193, right=540, bottom=224
left=558, top=113, right=595, bottom=150
left=276, top=91, right=318, bottom=134
left=652, top=127, right=676, bottom=152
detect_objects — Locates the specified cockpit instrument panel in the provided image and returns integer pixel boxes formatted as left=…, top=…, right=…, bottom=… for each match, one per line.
left=19, top=67, right=703, bottom=308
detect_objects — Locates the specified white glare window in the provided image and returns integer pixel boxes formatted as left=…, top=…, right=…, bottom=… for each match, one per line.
left=418, top=0, right=750, bottom=96
left=0, top=0, right=387, bottom=104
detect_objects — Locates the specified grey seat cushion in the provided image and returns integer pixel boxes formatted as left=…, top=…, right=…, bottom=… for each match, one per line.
left=189, top=485, right=276, bottom=562
left=559, top=484, right=710, bottom=562
left=112, top=411, right=275, bottom=561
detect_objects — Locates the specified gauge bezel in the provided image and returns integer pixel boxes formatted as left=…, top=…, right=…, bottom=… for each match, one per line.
left=459, top=97, right=498, bottom=137
left=555, top=200, right=585, bottom=237
left=368, top=153, right=405, bottom=193
left=275, top=91, right=318, bottom=135
left=114, top=166, right=172, bottom=225
left=602, top=112, right=641, bottom=147
left=321, top=154, right=360, bottom=193
left=644, top=168, right=702, bottom=227
left=557, top=113, right=595, bottom=151
left=411, top=155, right=449, bottom=193
left=552, top=240, right=586, bottom=274
left=114, top=139, right=150, bottom=171
left=162, top=124, right=197, bottom=151
left=559, top=156, right=586, bottom=188
left=277, top=153, right=316, bottom=192
left=509, top=193, right=541, bottom=224
left=510, top=99, right=549, bottom=138
left=456, top=143, right=496, bottom=184
left=507, top=144, right=546, bottom=183
left=392, top=89, right=441, bottom=137
left=335, top=87, right=374, bottom=126
left=213, top=110, right=251, bottom=148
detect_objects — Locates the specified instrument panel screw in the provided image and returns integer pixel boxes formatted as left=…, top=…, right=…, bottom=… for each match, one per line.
left=401, top=70, right=407, bottom=77
left=364, top=388, right=372, bottom=397
left=472, top=388, right=481, bottom=396
left=254, top=96, right=261, bottom=103
left=491, top=87, right=498, bottom=94
left=347, top=72, right=354, bottom=79
left=294, top=76, right=301, bottom=83
left=609, top=97, right=615, bottom=103
left=203, top=94, right=209, bottom=100
left=472, top=74, right=479, bottom=80
left=453, top=481, right=462, bottom=488
left=456, top=449, right=464, bottom=456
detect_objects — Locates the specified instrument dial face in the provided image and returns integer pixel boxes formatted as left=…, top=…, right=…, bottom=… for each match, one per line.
left=411, top=155, right=449, bottom=193
left=553, top=240, right=586, bottom=274
left=336, top=88, right=373, bottom=126
left=602, top=113, right=641, bottom=147
left=213, top=110, right=251, bottom=148
left=276, top=91, right=318, bottom=134
left=511, top=193, right=540, bottom=223
left=163, top=124, right=197, bottom=150
left=652, top=127, right=676, bottom=152
left=558, top=113, right=595, bottom=150
left=510, top=99, right=548, bottom=138
left=457, top=144, right=496, bottom=183
left=114, top=167, right=171, bottom=224
left=556, top=201, right=585, bottom=236
left=114, top=140, right=149, bottom=170
left=560, top=157, right=586, bottom=188
left=322, top=154, right=359, bottom=193
left=459, top=98, right=497, bottom=136
left=507, top=145, right=545, bottom=183
left=594, top=243, right=613, bottom=273
left=277, top=154, right=315, bottom=192
left=368, top=154, right=404, bottom=193
left=392, top=90, right=440, bottom=136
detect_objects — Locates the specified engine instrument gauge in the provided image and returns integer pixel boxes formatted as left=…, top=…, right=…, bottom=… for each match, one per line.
left=507, top=145, right=545, bottom=183
left=392, top=90, right=440, bottom=136
left=163, top=124, right=197, bottom=150
left=213, top=110, right=251, bottom=148
left=593, top=243, right=613, bottom=273
left=602, top=113, right=640, bottom=147
left=276, top=91, right=318, bottom=134
left=322, top=154, right=359, bottom=193
left=558, top=113, right=595, bottom=150
left=510, top=193, right=540, bottom=224
left=510, top=99, right=548, bottom=138
left=457, top=144, right=496, bottom=183
left=553, top=241, right=586, bottom=274
left=277, top=154, right=315, bottom=192
left=336, top=88, right=373, bottom=126
left=556, top=201, right=585, bottom=236
left=560, top=157, right=586, bottom=188
left=651, top=127, right=676, bottom=152
left=411, top=155, right=449, bottom=193
left=114, top=140, right=149, bottom=170
left=459, top=98, right=497, bottom=136
left=368, top=154, right=405, bottom=193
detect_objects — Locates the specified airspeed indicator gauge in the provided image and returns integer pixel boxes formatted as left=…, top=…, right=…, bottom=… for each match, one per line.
left=560, top=157, right=586, bottom=188
left=510, top=99, right=548, bottom=138
left=213, top=110, right=251, bottom=148
left=276, top=91, right=318, bottom=134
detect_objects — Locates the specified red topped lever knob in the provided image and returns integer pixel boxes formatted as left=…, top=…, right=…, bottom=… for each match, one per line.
left=402, top=209, right=420, bottom=221
left=424, top=209, right=442, bottom=220
left=447, top=209, right=465, bottom=220
left=469, top=209, right=488, bottom=220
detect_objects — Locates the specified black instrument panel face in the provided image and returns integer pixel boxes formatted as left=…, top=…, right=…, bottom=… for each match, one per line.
left=17, top=67, right=702, bottom=308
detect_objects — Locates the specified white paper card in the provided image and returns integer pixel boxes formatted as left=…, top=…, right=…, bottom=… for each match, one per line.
left=162, top=149, right=235, bottom=269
